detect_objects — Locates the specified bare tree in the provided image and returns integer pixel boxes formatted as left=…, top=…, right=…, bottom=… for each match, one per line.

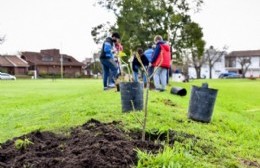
left=237, top=57, right=251, bottom=78
left=182, top=48, right=206, bottom=79
left=205, top=45, right=228, bottom=79
left=191, top=48, right=207, bottom=79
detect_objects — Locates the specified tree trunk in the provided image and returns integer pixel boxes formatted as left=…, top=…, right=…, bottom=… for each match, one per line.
left=195, top=67, right=201, bottom=79
left=242, top=68, right=247, bottom=78
left=241, top=65, right=246, bottom=78
left=209, top=65, right=212, bottom=79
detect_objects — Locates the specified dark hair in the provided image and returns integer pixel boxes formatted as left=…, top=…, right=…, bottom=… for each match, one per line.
left=137, top=48, right=143, bottom=55
left=147, top=43, right=153, bottom=48
left=112, top=32, right=120, bottom=39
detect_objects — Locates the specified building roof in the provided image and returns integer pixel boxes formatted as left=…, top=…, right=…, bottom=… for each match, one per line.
left=0, top=55, right=29, bottom=67
left=21, top=49, right=84, bottom=66
left=227, top=50, right=260, bottom=57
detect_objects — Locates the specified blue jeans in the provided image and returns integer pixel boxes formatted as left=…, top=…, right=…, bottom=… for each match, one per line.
left=133, top=71, right=139, bottom=82
left=133, top=65, right=147, bottom=84
left=153, top=67, right=168, bottom=90
left=100, top=58, right=118, bottom=88
left=108, top=70, right=115, bottom=85
left=133, top=71, right=147, bottom=83
left=148, top=66, right=154, bottom=79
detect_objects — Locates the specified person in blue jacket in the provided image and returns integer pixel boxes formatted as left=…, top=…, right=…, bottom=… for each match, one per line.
left=144, top=44, right=154, bottom=63
left=99, top=32, right=120, bottom=90
left=144, top=44, right=155, bottom=83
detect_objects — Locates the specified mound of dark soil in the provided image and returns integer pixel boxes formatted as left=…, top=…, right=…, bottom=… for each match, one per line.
left=0, top=119, right=161, bottom=168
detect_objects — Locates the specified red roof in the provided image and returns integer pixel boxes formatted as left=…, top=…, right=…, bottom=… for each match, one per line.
left=0, top=55, right=29, bottom=67
left=21, top=49, right=84, bottom=66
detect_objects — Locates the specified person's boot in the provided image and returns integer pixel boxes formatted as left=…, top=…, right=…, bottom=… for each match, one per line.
left=116, top=83, right=120, bottom=92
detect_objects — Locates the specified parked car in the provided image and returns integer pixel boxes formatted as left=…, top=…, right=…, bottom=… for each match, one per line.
left=218, top=72, right=241, bottom=79
left=0, top=72, right=16, bottom=80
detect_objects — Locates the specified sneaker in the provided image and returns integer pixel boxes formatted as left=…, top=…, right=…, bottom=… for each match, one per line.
left=108, top=83, right=116, bottom=88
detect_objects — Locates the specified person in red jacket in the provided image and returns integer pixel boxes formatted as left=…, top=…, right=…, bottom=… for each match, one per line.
left=151, top=35, right=171, bottom=91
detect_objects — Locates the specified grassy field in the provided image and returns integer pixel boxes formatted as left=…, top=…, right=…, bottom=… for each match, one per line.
left=0, top=78, right=259, bottom=167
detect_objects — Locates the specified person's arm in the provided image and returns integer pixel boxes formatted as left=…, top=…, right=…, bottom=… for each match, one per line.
left=151, top=44, right=161, bottom=63
left=103, top=42, right=113, bottom=58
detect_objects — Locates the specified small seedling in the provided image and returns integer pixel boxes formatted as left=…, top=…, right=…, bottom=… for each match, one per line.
left=117, top=49, right=162, bottom=141
left=132, top=51, right=163, bottom=141
left=14, top=138, right=33, bottom=150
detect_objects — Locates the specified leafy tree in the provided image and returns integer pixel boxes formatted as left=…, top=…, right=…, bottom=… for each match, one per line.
left=91, top=22, right=115, bottom=45
left=88, top=62, right=102, bottom=75
left=92, top=0, right=204, bottom=58
left=181, top=22, right=205, bottom=79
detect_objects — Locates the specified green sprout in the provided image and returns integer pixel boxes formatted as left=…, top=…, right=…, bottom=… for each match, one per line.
left=14, top=138, right=34, bottom=150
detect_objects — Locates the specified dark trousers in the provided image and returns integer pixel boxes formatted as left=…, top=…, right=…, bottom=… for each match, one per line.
left=100, top=58, right=118, bottom=88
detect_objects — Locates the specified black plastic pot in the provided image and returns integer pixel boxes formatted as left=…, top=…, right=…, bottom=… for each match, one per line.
left=119, top=82, right=143, bottom=112
left=170, top=87, right=187, bottom=96
left=188, top=83, right=218, bottom=123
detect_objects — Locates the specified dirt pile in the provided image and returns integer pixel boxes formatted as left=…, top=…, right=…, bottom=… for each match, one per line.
left=0, top=119, right=161, bottom=168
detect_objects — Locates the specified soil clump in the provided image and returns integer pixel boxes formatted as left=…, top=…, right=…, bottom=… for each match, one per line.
left=0, top=119, right=161, bottom=168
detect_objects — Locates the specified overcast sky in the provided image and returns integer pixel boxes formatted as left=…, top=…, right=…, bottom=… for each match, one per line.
left=0, top=0, right=260, bottom=61
left=191, top=0, right=260, bottom=52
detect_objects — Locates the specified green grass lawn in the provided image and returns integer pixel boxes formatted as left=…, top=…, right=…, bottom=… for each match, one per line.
left=0, top=78, right=259, bottom=167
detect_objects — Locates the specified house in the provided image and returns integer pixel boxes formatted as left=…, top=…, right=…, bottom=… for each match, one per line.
left=21, top=49, right=84, bottom=78
left=0, top=55, right=29, bottom=75
left=188, top=49, right=260, bottom=79
left=225, top=50, right=260, bottom=77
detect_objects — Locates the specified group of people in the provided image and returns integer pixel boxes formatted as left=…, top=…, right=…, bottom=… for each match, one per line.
left=99, top=32, right=171, bottom=92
